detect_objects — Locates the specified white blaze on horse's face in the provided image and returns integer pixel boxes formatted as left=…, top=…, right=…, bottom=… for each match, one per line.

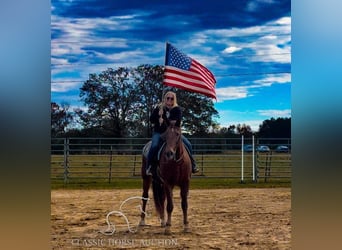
left=165, top=126, right=181, bottom=161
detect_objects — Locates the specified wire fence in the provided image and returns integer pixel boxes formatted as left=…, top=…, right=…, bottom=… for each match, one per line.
left=51, top=136, right=291, bottom=184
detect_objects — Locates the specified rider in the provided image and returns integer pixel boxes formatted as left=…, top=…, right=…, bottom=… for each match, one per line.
left=146, top=91, right=199, bottom=176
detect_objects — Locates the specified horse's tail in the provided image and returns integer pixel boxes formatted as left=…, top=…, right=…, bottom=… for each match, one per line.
left=152, top=175, right=165, bottom=217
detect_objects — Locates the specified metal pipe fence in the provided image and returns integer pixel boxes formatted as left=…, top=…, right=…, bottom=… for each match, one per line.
left=51, top=136, right=291, bottom=184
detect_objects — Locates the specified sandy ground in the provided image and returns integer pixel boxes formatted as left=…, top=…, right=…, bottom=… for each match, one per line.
left=51, top=188, right=291, bottom=249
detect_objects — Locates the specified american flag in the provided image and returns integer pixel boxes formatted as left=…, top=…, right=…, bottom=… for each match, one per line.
left=163, top=43, right=216, bottom=99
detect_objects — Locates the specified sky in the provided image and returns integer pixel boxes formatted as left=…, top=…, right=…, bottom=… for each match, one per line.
left=51, top=0, right=291, bottom=132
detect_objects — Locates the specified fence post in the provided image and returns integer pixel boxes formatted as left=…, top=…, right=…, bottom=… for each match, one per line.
left=63, top=138, right=69, bottom=184
left=108, top=146, right=113, bottom=183
left=264, top=151, right=272, bottom=182
left=132, top=155, right=137, bottom=176
left=256, top=137, right=260, bottom=182
left=240, top=135, right=245, bottom=183
left=252, top=134, right=256, bottom=182
left=201, top=152, right=204, bottom=175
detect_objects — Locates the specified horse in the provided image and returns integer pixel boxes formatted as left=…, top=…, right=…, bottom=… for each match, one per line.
left=139, top=123, right=192, bottom=234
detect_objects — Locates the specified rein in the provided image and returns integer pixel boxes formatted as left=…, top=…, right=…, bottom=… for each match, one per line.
left=169, top=126, right=185, bottom=163
left=175, top=143, right=185, bottom=163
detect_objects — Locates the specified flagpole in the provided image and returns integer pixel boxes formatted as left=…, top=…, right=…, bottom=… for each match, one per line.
left=161, top=41, right=169, bottom=101
left=158, top=42, right=169, bottom=125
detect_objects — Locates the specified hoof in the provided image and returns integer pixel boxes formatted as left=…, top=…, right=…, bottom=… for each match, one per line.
left=164, top=226, right=172, bottom=235
left=138, top=220, right=146, bottom=226
left=183, top=223, right=191, bottom=233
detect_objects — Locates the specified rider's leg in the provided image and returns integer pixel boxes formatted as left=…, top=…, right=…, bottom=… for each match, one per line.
left=181, top=135, right=199, bottom=173
left=146, top=132, right=162, bottom=175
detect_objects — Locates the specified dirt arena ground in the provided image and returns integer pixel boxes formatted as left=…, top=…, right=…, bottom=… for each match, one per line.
left=51, top=188, right=291, bottom=249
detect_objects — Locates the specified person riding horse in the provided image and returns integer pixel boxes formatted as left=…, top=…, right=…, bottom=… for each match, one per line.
left=146, top=91, right=199, bottom=176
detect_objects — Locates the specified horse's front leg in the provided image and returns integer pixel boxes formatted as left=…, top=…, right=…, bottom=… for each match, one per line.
left=159, top=197, right=166, bottom=227
left=164, top=186, right=174, bottom=235
left=139, top=176, right=151, bottom=226
left=181, top=183, right=191, bottom=233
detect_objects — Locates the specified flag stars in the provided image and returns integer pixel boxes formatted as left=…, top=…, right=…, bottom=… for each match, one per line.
left=168, top=46, right=191, bottom=70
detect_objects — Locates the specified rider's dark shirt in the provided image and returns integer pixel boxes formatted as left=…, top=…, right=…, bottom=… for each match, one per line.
left=150, top=105, right=182, bottom=133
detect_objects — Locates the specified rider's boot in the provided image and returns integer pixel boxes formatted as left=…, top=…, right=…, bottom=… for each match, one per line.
left=146, top=164, right=153, bottom=176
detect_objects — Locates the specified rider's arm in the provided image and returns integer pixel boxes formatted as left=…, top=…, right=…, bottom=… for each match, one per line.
left=150, top=107, right=160, bottom=124
left=169, top=107, right=182, bottom=126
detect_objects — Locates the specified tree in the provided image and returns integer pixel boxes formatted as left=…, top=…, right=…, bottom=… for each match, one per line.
left=77, top=67, right=141, bottom=137
left=258, top=117, right=291, bottom=138
left=51, top=102, right=73, bottom=137
left=175, top=90, right=219, bottom=135
left=76, top=65, right=220, bottom=137
left=228, top=125, right=236, bottom=134
left=131, top=64, right=164, bottom=137
left=236, top=123, right=253, bottom=136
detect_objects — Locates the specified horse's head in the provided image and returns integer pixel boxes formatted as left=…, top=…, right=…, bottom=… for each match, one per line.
left=163, top=123, right=182, bottom=161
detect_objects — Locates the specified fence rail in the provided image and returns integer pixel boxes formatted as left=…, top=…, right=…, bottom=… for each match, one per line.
left=51, top=137, right=291, bottom=184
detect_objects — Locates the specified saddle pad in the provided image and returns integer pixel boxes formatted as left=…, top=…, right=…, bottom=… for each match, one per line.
left=142, top=141, right=152, bottom=158
left=142, top=141, right=165, bottom=160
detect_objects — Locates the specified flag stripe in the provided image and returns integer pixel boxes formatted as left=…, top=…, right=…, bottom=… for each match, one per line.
left=164, top=75, right=215, bottom=95
left=164, top=66, right=215, bottom=91
left=165, top=66, right=214, bottom=90
left=191, top=60, right=216, bottom=85
left=163, top=79, right=216, bottom=99
left=163, top=43, right=216, bottom=99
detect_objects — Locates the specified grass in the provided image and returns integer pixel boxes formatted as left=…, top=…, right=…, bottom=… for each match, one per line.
left=51, top=177, right=291, bottom=190
left=51, top=152, right=291, bottom=189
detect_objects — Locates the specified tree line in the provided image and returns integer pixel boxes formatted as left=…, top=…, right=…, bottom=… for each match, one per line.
left=51, top=64, right=291, bottom=139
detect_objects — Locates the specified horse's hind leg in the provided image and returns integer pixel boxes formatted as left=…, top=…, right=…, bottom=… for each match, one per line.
left=139, top=176, right=151, bottom=226
left=181, top=183, right=191, bottom=233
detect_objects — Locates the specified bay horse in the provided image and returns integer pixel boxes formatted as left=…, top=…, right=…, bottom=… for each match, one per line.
left=139, top=123, right=192, bottom=234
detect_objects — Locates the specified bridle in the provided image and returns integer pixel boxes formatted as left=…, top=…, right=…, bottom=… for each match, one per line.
left=164, top=125, right=183, bottom=163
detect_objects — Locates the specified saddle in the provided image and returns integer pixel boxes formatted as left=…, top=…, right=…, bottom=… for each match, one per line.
left=142, top=140, right=166, bottom=161
left=143, top=140, right=191, bottom=161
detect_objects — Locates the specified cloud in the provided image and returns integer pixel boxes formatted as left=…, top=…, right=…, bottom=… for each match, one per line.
left=215, top=86, right=250, bottom=102
left=246, top=0, right=275, bottom=12
left=253, top=73, right=291, bottom=86
left=216, top=109, right=265, bottom=131
left=257, top=109, right=291, bottom=117
left=223, top=46, right=242, bottom=54
left=204, top=16, right=290, bottom=66
left=51, top=79, right=82, bottom=92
